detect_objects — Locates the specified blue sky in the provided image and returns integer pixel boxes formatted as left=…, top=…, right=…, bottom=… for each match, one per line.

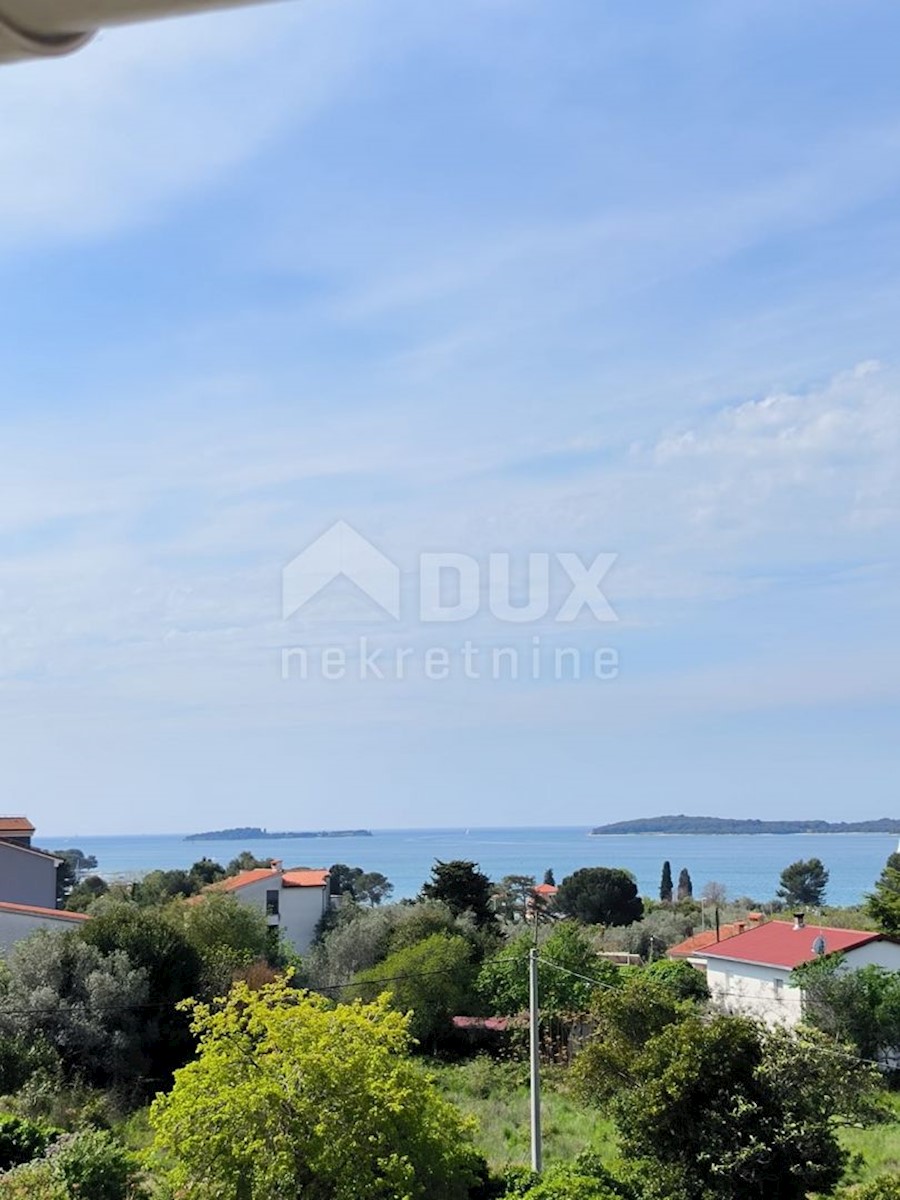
left=1, top=0, right=898, bottom=834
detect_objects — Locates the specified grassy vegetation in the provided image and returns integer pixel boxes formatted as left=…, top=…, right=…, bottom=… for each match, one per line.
left=838, top=1093, right=900, bottom=1185
left=434, top=1056, right=900, bottom=1189
left=431, top=1058, right=616, bottom=1170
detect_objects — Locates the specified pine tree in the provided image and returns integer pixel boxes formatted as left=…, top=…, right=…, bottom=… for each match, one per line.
left=660, top=860, right=673, bottom=903
left=676, top=867, right=693, bottom=901
left=543, top=868, right=556, bottom=887
left=867, top=852, right=900, bottom=935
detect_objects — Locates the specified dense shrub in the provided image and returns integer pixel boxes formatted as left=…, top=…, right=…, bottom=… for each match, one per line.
left=0, top=1113, right=59, bottom=1172
left=46, top=1129, right=142, bottom=1200
left=0, top=1161, right=67, bottom=1200
left=839, top=1181, right=900, bottom=1200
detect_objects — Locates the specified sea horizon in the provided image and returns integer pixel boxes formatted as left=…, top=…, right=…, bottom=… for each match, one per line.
left=43, top=826, right=899, bottom=909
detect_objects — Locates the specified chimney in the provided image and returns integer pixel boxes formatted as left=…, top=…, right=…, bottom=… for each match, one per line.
left=793, top=912, right=805, bottom=930
left=270, top=859, right=283, bottom=871
left=736, top=922, right=745, bottom=935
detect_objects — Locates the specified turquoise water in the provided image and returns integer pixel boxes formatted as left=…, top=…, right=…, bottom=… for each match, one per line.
left=43, top=828, right=899, bottom=907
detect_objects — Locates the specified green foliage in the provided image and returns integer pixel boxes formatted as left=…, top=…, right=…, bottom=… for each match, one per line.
left=0, top=1113, right=59, bottom=1172
left=676, top=867, right=692, bottom=901
left=477, top=923, right=616, bottom=1018
left=839, top=1177, right=900, bottom=1199
left=46, top=1130, right=141, bottom=1200
left=226, top=851, right=271, bottom=874
left=543, top=869, right=555, bottom=888
left=163, top=892, right=272, bottom=998
left=555, top=868, right=643, bottom=927
left=659, top=861, right=673, bottom=904
left=642, top=958, right=710, bottom=1002
left=149, top=978, right=483, bottom=1200
left=80, top=903, right=203, bottom=1086
left=0, top=1161, right=67, bottom=1200
left=612, top=1015, right=884, bottom=1200
left=492, top=876, right=538, bottom=923
left=501, top=1154, right=628, bottom=1199
left=867, top=852, right=900, bottom=936
left=64, top=875, right=109, bottom=913
left=778, top=857, right=829, bottom=907
left=793, top=957, right=900, bottom=1069
left=0, top=930, right=149, bottom=1092
left=572, top=972, right=697, bottom=1103
left=599, top=906, right=696, bottom=959
left=354, top=932, right=478, bottom=1048
left=422, top=860, right=499, bottom=929
left=0, top=1032, right=60, bottom=1096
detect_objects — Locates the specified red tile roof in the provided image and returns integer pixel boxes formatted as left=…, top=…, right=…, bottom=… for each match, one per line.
left=703, top=920, right=884, bottom=970
left=0, top=901, right=89, bottom=921
left=215, top=867, right=278, bottom=892
left=533, top=883, right=558, bottom=897
left=668, top=923, right=752, bottom=959
left=0, top=817, right=35, bottom=834
left=282, top=869, right=330, bottom=888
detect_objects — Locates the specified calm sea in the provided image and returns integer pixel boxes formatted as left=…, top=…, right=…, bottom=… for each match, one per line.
left=43, top=828, right=899, bottom=908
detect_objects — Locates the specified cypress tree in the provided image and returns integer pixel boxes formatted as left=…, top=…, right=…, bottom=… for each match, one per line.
left=543, top=868, right=556, bottom=887
left=677, top=867, right=693, bottom=901
left=660, top=860, right=673, bottom=903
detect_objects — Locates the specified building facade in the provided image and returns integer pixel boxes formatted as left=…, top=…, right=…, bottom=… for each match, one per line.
left=210, top=863, right=332, bottom=955
left=0, top=838, right=59, bottom=909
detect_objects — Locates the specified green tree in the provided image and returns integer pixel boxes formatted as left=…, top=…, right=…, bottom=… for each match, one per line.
left=612, top=1015, right=883, bottom=1200
left=659, top=860, right=673, bottom=903
left=353, top=932, right=478, bottom=1049
left=676, top=867, right=693, bottom=901
left=329, top=862, right=364, bottom=897
left=64, top=874, right=109, bottom=912
left=555, top=868, right=643, bottom=927
left=477, top=922, right=616, bottom=1019
left=226, top=851, right=272, bottom=875
left=355, top=871, right=394, bottom=906
left=867, top=852, right=900, bottom=935
left=543, top=868, right=556, bottom=887
left=187, top=857, right=226, bottom=888
left=164, top=892, right=273, bottom=998
left=150, top=979, right=482, bottom=1200
left=778, top=857, right=829, bottom=908
left=793, top=956, right=900, bottom=1067
left=420, top=860, right=498, bottom=929
left=80, top=903, right=203, bottom=1085
left=492, top=874, right=537, bottom=922
left=572, top=970, right=699, bottom=1103
left=0, top=930, right=149, bottom=1091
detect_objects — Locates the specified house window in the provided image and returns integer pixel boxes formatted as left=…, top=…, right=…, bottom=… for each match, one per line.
left=266, top=890, right=280, bottom=917
left=774, top=978, right=783, bottom=995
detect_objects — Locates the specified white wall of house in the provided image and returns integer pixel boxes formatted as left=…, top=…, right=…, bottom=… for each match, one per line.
left=0, top=908, right=88, bottom=956
left=226, top=871, right=330, bottom=956
left=279, top=885, right=330, bottom=955
left=707, top=959, right=804, bottom=1027
left=708, top=941, right=900, bottom=1028
left=0, top=841, right=58, bottom=908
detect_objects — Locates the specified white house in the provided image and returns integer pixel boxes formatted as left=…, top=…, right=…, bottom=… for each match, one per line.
left=703, top=916, right=900, bottom=1027
left=0, top=820, right=60, bottom=910
left=208, top=863, right=332, bottom=955
left=0, top=900, right=90, bottom=956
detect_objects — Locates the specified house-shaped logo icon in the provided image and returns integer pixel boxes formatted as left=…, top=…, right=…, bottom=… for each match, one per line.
left=282, top=520, right=401, bottom=620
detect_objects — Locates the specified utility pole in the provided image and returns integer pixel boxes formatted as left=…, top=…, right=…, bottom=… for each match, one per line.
left=528, top=946, right=542, bottom=1173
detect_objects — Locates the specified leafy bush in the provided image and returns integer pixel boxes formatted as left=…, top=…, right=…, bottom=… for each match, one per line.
left=0, top=1161, right=67, bottom=1200
left=642, top=958, right=710, bottom=1002
left=498, top=1155, right=629, bottom=1199
left=0, top=1113, right=59, bottom=1171
left=46, top=1129, right=142, bottom=1200
left=839, top=1180, right=900, bottom=1200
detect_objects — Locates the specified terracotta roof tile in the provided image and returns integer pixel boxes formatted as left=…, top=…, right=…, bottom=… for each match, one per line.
left=214, top=868, right=278, bottom=892
left=282, top=869, right=330, bottom=888
left=0, top=901, right=89, bottom=921
left=703, top=920, right=885, bottom=970
left=0, top=817, right=35, bottom=834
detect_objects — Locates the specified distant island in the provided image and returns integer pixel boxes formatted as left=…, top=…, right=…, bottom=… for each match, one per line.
left=591, top=815, right=900, bottom=836
left=185, top=826, right=373, bottom=842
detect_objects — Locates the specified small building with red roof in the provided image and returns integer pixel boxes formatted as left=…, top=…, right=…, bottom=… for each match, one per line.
left=204, top=862, right=332, bottom=955
left=703, top=915, right=900, bottom=1027
left=667, top=915, right=765, bottom=968
left=0, top=901, right=89, bottom=957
